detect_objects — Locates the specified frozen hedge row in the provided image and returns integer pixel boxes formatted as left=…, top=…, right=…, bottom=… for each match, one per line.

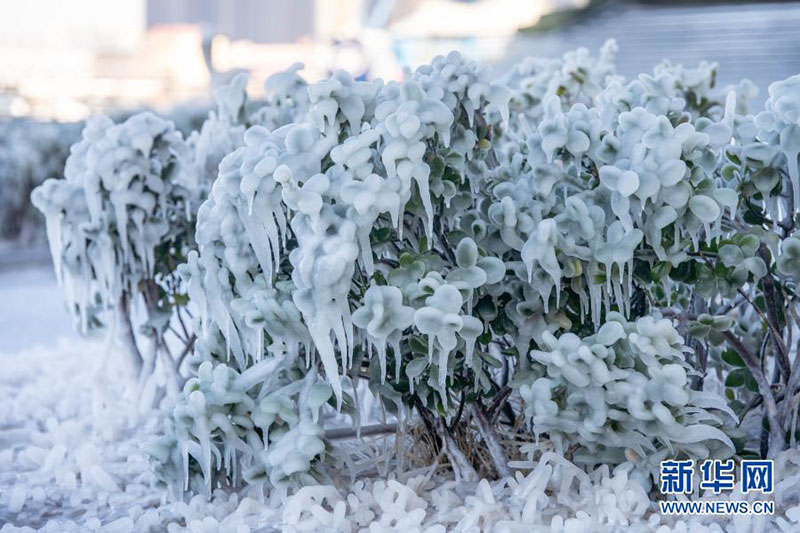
left=0, top=119, right=80, bottom=243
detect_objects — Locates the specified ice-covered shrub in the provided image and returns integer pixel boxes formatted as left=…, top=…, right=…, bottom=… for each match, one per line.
left=31, top=111, right=197, bottom=380
left=30, top=39, right=800, bottom=509
left=30, top=70, right=309, bottom=396
left=145, top=44, right=797, bottom=500
left=150, top=52, right=520, bottom=494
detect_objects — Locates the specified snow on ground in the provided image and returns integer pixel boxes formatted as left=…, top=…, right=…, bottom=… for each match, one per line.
left=2, top=263, right=800, bottom=532
left=0, top=263, right=75, bottom=354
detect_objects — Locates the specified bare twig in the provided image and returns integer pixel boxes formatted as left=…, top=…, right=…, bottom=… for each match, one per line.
left=449, top=390, right=467, bottom=433
left=119, top=291, right=143, bottom=372
left=722, top=330, right=784, bottom=457
left=470, top=402, right=511, bottom=478
left=757, top=245, right=792, bottom=381
left=436, top=417, right=478, bottom=482
left=325, top=423, right=398, bottom=440
left=174, top=334, right=196, bottom=372
left=488, top=385, right=514, bottom=424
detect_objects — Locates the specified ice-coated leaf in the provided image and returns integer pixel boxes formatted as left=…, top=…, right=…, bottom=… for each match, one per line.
left=308, top=383, right=333, bottom=410
left=688, top=195, right=720, bottom=223
left=455, top=237, right=479, bottom=267
left=595, top=322, right=625, bottom=346
left=406, top=356, right=429, bottom=379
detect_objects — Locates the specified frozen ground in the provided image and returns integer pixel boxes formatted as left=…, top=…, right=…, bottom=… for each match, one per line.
left=0, top=262, right=74, bottom=354
left=2, top=263, right=800, bottom=532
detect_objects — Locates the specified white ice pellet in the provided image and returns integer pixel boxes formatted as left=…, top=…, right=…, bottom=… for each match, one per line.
left=90, top=464, right=120, bottom=492
left=99, top=517, right=133, bottom=533
left=8, top=486, right=26, bottom=513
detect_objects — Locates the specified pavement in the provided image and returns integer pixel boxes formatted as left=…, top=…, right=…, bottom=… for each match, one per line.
left=0, top=246, right=76, bottom=354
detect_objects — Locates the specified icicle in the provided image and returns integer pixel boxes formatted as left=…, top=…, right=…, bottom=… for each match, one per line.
left=181, top=440, right=190, bottom=491
left=723, top=90, right=736, bottom=128
left=333, top=300, right=353, bottom=371
left=438, top=347, right=448, bottom=389
left=770, top=196, right=780, bottom=227
left=113, top=200, right=130, bottom=264
left=674, top=224, right=679, bottom=251
left=352, top=372, right=361, bottom=438
left=626, top=259, right=633, bottom=316
left=43, top=208, right=64, bottom=286
left=357, top=224, right=374, bottom=275
left=391, top=338, right=402, bottom=383
left=308, top=319, right=343, bottom=408
left=612, top=264, right=624, bottom=313
left=239, top=207, right=274, bottom=282
left=465, top=335, right=476, bottom=370
left=588, top=271, right=602, bottom=329
left=413, top=164, right=434, bottom=240
left=256, top=326, right=264, bottom=363
left=264, top=208, right=283, bottom=278
left=578, top=284, right=586, bottom=321
left=377, top=339, right=387, bottom=385
left=226, top=316, right=232, bottom=362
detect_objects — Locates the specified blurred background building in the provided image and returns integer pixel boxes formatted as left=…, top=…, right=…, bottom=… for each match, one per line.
left=0, top=0, right=798, bottom=120
left=0, top=0, right=574, bottom=121
left=502, top=0, right=800, bottom=101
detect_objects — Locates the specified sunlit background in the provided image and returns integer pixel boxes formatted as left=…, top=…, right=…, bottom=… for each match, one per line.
left=4, top=0, right=800, bottom=122
left=0, top=0, right=581, bottom=121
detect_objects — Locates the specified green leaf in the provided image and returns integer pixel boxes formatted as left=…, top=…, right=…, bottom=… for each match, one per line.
left=399, top=252, right=416, bottom=267
left=419, top=235, right=429, bottom=252
left=745, top=373, right=759, bottom=393
left=725, top=388, right=735, bottom=401
left=476, top=296, right=498, bottom=321
left=725, top=368, right=747, bottom=388
left=724, top=150, right=741, bottom=165
left=721, top=348, right=746, bottom=367
left=431, top=156, right=445, bottom=177
left=650, top=261, right=671, bottom=282
left=370, top=227, right=393, bottom=245
left=409, top=336, right=428, bottom=354
left=480, top=352, right=503, bottom=368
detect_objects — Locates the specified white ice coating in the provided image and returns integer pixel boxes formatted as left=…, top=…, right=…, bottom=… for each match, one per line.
left=493, top=56, right=745, bottom=328
left=31, top=113, right=192, bottom=333
left=521, top=313, right=735, bottom=466
left=152, top=54, right=521, bottom=493
left=81, top=47, right=797, bottom=497
left=185, top=52, right=512, bottom=409
left=757, top=75, right=800, bottom=208
left=352, top=285, right=414, bottom=383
